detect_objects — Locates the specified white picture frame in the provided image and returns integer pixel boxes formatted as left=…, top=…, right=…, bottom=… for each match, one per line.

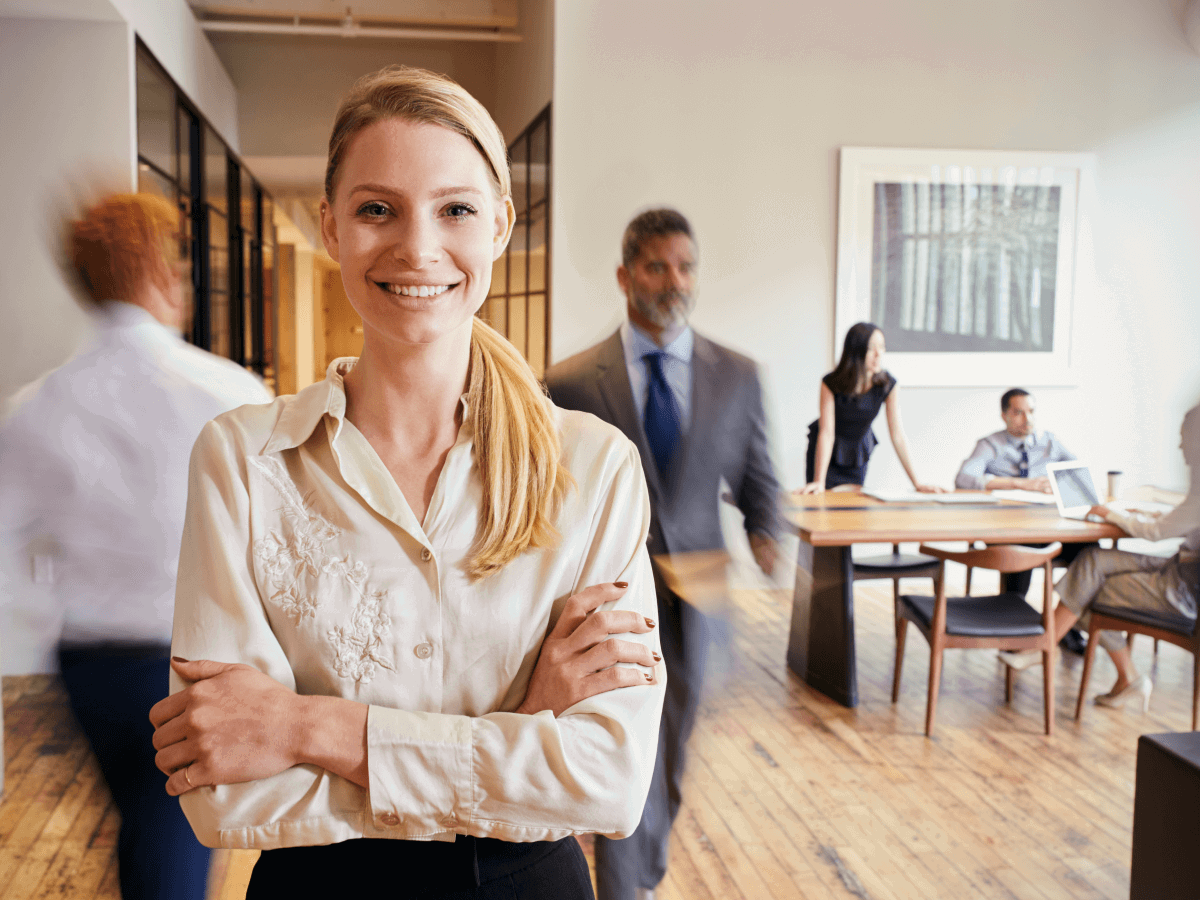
left=835, top=147, right=1095, bottom=387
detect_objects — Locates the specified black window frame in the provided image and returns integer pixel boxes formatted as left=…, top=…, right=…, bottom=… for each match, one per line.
left=135, top=39, right=277, bottom=387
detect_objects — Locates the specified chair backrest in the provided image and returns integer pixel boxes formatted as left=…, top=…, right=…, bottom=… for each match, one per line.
left=917, top=542, right=1062, bottom=574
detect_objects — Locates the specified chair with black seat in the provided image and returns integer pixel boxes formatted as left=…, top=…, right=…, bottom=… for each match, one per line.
left=1075, top=605, right=1200, bottom=730
left=893, top=542, right=1062, bottom=736
left=853, top=544, right=941, bottom=606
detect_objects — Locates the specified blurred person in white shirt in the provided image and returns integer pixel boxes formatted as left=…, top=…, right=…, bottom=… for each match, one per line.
left=0, top=191, right=271, bottom=900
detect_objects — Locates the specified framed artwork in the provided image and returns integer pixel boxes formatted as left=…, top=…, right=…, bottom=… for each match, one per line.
left=835, top=147, right=1094, bottom=386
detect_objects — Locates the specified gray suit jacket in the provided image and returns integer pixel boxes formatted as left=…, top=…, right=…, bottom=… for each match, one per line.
left=545, top=330, right=780, bottom=560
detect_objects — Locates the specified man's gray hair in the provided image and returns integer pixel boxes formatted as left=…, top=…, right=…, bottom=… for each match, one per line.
left=621, top=208, right=694, bottom=268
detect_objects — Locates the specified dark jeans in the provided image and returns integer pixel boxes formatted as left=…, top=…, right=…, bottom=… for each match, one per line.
left=57, top=646, right=212, bottom=900
left=247, top=834, right=593, bottom=899
left=1001, top=541, right=1097, bottom=596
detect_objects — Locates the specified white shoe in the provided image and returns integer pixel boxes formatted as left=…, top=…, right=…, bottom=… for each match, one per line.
left=998, top=649, right=1042, bottom=670
left=1095, top=673, right=1152, bottom=712
left=635, top=890, right=656, bottom=900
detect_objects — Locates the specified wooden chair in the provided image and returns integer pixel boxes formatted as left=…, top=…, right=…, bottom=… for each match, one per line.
left=893, top=542, right=1062, bottom=736
left=1075, top=605, right=1200, bottom=730
left=964, top=542, right=1071, bottom=596
left=853, top=543, right=941, bottom=605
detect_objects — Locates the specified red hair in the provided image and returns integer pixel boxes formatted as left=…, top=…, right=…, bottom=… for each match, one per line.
left=71, top=193, right=179, bottom=304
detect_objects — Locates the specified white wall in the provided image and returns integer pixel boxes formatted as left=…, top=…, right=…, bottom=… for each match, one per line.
left=0, top=1, right=239, bottom=399
left=109, top=0, right=240, bottom=150
left=0, top=16, right=134, bottom=399
left=552, top=0, right=1200, bottom=494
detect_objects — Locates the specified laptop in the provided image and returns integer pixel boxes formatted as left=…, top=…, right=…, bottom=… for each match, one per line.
left=1046, top=461, right=1104, bottom=520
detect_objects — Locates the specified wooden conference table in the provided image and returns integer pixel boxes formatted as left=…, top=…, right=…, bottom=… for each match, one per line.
left=785, top=491, right=1127, bottom=708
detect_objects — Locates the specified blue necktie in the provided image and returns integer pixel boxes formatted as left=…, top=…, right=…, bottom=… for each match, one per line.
left=643, top=350, right=680, bottom=477
left=1019, top=443, right=1030, bottom=478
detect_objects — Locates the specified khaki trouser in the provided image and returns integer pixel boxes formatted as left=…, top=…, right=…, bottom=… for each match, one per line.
left=1056, top=547, right=1194, bottom=653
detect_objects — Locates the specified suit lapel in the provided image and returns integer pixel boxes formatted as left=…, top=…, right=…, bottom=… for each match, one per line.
left=594, top=331, right=664, bottom=499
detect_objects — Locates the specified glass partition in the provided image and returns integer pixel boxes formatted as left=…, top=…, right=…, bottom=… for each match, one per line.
left=136, top=53, right=174, bottom=179
left=136, top=40, right=277, bottom=381
left=483, top=105, right=551, bottom=377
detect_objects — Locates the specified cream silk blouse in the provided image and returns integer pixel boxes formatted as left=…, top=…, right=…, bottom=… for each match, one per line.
left=171, top=360, right=666, bottom=849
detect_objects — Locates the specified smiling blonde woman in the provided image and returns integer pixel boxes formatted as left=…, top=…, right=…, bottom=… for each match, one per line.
left=149, top=66, right=665, bottom=899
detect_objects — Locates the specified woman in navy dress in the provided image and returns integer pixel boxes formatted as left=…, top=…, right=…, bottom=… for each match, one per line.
left=800, top=322, right=943, bottom=494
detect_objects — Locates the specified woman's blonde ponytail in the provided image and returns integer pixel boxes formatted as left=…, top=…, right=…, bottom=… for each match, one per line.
left=466, top=318, right=573, bottom=580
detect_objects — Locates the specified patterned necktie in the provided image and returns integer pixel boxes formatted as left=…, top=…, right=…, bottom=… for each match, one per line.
left=643, top=350, right=680, bottom=476
left=1019, top=442, right=1030, bottom=478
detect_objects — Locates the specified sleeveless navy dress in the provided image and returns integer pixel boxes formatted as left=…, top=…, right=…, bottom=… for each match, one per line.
left=805, top=372, right=896, bottom=489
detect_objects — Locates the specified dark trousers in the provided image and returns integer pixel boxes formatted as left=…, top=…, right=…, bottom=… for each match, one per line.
left=247, top=834, right=593, bottom=899
left=595, top=591, right=710, bottom=900
left=1001, top=542, right=1096, bottom=596
left=57, top=648, right=211, bottom=900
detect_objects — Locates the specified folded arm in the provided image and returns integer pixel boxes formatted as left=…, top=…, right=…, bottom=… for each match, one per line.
left=155, top=422, right=665, bottom=848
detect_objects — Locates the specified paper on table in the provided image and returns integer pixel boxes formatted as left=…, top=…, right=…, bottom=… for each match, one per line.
left=991, top=489, right=1057, bottom=505
left=863, top=489, right=998, bottom=504
left=932, top=493, right=1000, bottom=504
left=862, top=489, right=936, bottom=502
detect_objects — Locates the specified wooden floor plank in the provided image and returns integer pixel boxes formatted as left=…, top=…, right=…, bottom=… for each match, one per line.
left=4, top=566, right=1177, bottom=899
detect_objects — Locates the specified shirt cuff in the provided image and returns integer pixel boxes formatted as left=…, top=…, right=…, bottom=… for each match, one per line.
left=366, top=705, right=473, bottom=838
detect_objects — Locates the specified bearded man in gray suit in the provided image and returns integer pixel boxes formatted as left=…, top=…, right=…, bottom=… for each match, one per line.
left=545, top=208, right=781, bottom=900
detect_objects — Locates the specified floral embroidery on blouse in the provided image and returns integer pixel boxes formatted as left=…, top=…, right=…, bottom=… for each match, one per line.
left=249, top=456, right=395, bottom=684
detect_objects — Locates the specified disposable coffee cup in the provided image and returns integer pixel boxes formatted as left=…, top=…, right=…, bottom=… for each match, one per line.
left=1106, top=470, right=1122, bottom=502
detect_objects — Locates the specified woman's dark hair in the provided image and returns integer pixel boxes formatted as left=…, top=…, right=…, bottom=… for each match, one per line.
left=826, top=322, right=888, bottom=395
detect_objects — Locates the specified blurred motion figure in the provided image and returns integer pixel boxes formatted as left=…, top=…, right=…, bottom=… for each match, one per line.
left=0, top=192, right=271, bottom=899
left=545, top=208, right=782, bottom=900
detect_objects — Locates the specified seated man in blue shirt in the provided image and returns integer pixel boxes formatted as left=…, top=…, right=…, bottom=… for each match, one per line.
left=955, top=388, right=1075, bottom=493
left=956, top=388, right=1092, bottom=653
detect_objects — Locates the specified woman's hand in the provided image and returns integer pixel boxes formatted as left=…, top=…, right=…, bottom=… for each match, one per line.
left=796, top=482, right=825, bottom=495
left=517, top=582, right=659, bottom=717
left=1088, top=504, right=1112, bottom=519
left=149, top=659, right=305, bottom=796
left=914, top=483, right=947, bottom=493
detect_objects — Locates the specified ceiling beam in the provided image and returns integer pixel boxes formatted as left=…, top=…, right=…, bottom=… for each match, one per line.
left=186, top=0, right=518, bottom=29
left=199, top=17, right=520, bottom=41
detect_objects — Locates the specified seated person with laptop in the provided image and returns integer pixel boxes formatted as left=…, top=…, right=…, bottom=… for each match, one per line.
left=1006, top=404, right=1200, bottom=709
left=956, top=388, right=1094, bottom=652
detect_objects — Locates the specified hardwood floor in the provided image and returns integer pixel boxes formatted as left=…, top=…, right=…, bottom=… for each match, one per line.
left=3, top=566, right=1193, bottom=899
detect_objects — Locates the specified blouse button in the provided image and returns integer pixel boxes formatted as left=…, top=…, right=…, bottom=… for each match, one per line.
left=442, top=814, right=459, bottom=828
left=421, top=547, right=432, bottom=562
left=380, top=813, right=400, bottom=827
left=414, top=642, right=433, bottom=660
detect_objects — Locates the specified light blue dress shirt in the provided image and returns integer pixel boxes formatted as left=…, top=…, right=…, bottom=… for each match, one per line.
left=619, top=320, right=693, bottom=433
left=955, top=429, right=1076, bottom=490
